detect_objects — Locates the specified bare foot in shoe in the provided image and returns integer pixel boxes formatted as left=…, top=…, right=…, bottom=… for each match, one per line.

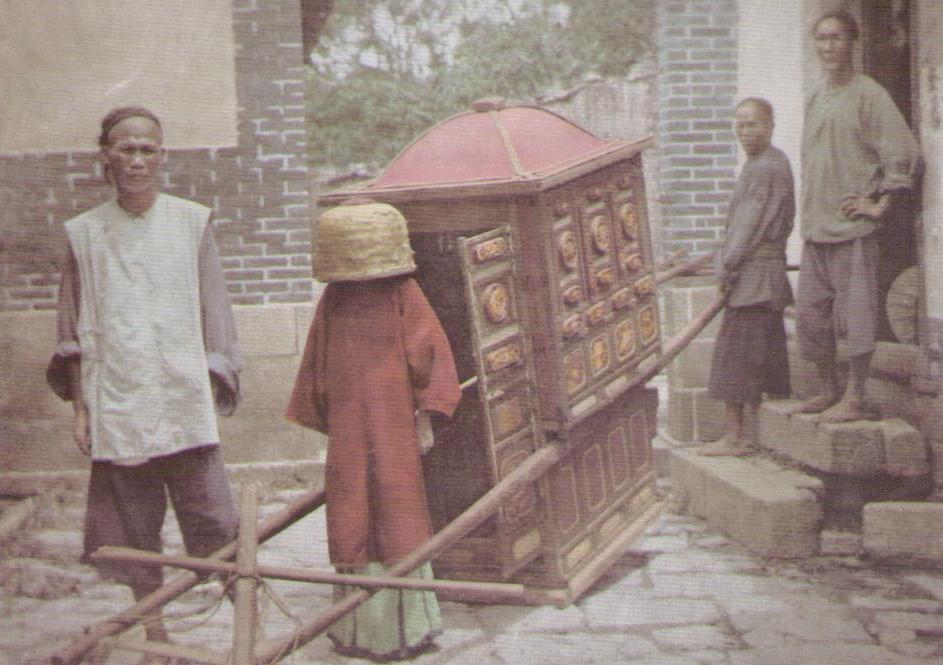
left=697, top=439, right=754, bottom=457
left=816, top=398, right=876, bottom=424
left=785, top=393, right=838, bottom=415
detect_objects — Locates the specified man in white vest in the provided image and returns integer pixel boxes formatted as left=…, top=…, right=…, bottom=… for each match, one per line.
left=47, top=107, right=243, bottom=657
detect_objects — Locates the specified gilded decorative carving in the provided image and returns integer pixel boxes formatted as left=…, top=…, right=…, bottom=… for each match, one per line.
left=614, top=319, right=636, bottom=359
left=638, top=305, right=658, bottom=344
left=633, top=275, right=655, bottom=298
left=589, top=335, right=610, bottom=375
left=472, top=236, right=509, bottom=263
left=618, top=202, right=638, bottom=239
left=485, top=342, right=523, bottom=372
left=562, top=284, right=583, bottom=307
left=492, top=397, right=524, bottom=437
left=558, top=230, right=579, bottom=271
left=611, top=287, right=635, bottom=311
left=620, top=250, right=643, bottom=273
left=593, top=266, right=615, bottom=292
left=586, top=301, right=613, bottom=327
left=561, top=313, right=588, bottom=340
left=563, top=349, right=586, bottom=394
left=482, top=282, right=510, bottom=323
left=589, top=215, right=611, bottom=255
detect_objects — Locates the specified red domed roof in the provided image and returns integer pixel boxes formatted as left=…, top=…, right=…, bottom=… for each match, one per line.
left=321, top=98, right=651, bottom=203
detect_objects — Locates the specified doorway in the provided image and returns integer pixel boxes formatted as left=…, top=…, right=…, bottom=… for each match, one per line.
left=858, top=0, right=919, bottom=342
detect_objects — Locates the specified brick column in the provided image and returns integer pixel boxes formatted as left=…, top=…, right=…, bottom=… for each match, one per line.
left=656, top=0, right=738, bottom=443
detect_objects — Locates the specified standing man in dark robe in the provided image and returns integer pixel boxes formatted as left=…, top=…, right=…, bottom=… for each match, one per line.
left=700, top=97, right=794, bottom=457
left=789, top=11, right=919, bottom=423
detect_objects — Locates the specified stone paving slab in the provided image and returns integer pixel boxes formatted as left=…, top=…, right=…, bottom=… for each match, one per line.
left=4, top=486, right=943, bottom=664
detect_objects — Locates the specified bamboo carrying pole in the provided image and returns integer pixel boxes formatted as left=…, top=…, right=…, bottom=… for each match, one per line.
left=91, top=548, right=528, bottom=604
left=654, top=251, right=715, bottom=285
left=97, top=638, right=229, bottom=665
left=51, top=488, right=327, bottom=665
left=253, top=443, right=566, bottom=665
left=232, top=484, right=260, bottom=665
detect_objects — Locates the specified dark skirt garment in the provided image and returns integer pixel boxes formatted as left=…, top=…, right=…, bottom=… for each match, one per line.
left=707, top=304, right=791, bottom=403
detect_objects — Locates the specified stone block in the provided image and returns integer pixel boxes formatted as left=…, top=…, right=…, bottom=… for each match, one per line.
left=239, top=354, right=307, bottom=411
left=819, top=529, right=862, bottom=556
left=881, top=419, right=930, bottom=478
left=689, top=283, right=724, bottom=339
left=669, top=338, right=714, bottom=389
left=233, top=303, right=300, bottom=356
left=692, top=389, right=725, bottom=441
left=668, top=448, right=709, bottom=518
left=0, top=310, right=63, bottom=418
left=668, top=449, right=823, bottom=557
left=928, top=439, right=943, bottom=489
left=863, top=502, right=943, bottom=565
left=866, top=377, right=916, bottom=422
left=667, top=386, right=696, bottom=442
left=218, top=415, right=326, bottom=465
left=871, top=341, right=916, bottom=379
left=759, top=402, right=929, bottom=478
left=660, top=285, right=690, bottom=338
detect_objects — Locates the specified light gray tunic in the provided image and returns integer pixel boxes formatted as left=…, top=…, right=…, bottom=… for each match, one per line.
left=801, top=73, right=919, bottom=243
left=48, top=193, right=243, bottom=461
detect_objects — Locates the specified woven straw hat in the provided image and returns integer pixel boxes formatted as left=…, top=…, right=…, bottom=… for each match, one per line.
left=313, top=202, right=416, bottom=282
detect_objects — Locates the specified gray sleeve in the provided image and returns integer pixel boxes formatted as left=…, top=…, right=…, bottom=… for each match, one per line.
left=199, top=221, right=244, bottom=416
left=46, top=241, right=82, bottom=401
left=869, top=87, right=920, bottom=193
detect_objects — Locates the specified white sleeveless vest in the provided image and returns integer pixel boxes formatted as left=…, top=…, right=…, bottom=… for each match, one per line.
left=65, top=194, right=219, bottom=461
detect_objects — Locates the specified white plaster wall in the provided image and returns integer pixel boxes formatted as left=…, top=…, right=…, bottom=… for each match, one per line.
left=0, top=0, right=238, bottom=153
left=736, top=0, right=806, bottom=267
left=916, top=0, right=943, bottom=324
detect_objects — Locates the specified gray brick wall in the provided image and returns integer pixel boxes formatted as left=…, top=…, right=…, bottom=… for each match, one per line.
left=0, top=0, right=311, bottom=311
left=656, top=0, right=738, bottom=255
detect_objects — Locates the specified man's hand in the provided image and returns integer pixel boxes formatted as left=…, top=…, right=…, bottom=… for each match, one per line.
left=74, top=407, right=91, bottom=455
left=416, top=411, right=434, bottom=455
left=840, top=193, right=889, bottom=221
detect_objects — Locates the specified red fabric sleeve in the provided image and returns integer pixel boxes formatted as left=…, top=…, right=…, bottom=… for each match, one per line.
left=399, top=278, right=461, bottom=418
left=285, top=290, right=330, bottom=433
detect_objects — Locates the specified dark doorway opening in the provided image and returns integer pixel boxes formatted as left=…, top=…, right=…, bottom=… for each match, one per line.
left=860, top=0, right=919, bottom=343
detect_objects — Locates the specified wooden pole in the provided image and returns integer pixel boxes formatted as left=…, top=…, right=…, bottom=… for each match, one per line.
left=98, top=638, right=228, bottom=665
left=627, top=291, right=728, bottom=394
left=653, top=248, right=689, bottom=272
left=254, top=443, right=565, bottom=665
left=51, top=488, right=326, bottom=665
left=654, top=251, right=715, bottom=285
left=232, top=484, right=259, bottom=665
left=91, top=548, right=528, bottom=604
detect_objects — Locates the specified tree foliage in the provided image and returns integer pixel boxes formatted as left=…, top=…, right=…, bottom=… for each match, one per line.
left=307, top=0, right=654, bottom=176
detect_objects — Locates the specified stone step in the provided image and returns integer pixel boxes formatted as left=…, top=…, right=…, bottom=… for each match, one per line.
left=759, top=400, right=930, bottom=478
left=668, top=448, right=823, bottom=558
left=863, top=502, right=943, bottom=567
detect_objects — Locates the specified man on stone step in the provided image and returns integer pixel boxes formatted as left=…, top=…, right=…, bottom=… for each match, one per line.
left=789, top=11, right=919, bottom=423
left=699, top=97, right=794, bottom=457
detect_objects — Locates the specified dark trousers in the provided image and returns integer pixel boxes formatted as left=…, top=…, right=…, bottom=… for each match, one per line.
left=83, top=445, right=238, bottom=593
